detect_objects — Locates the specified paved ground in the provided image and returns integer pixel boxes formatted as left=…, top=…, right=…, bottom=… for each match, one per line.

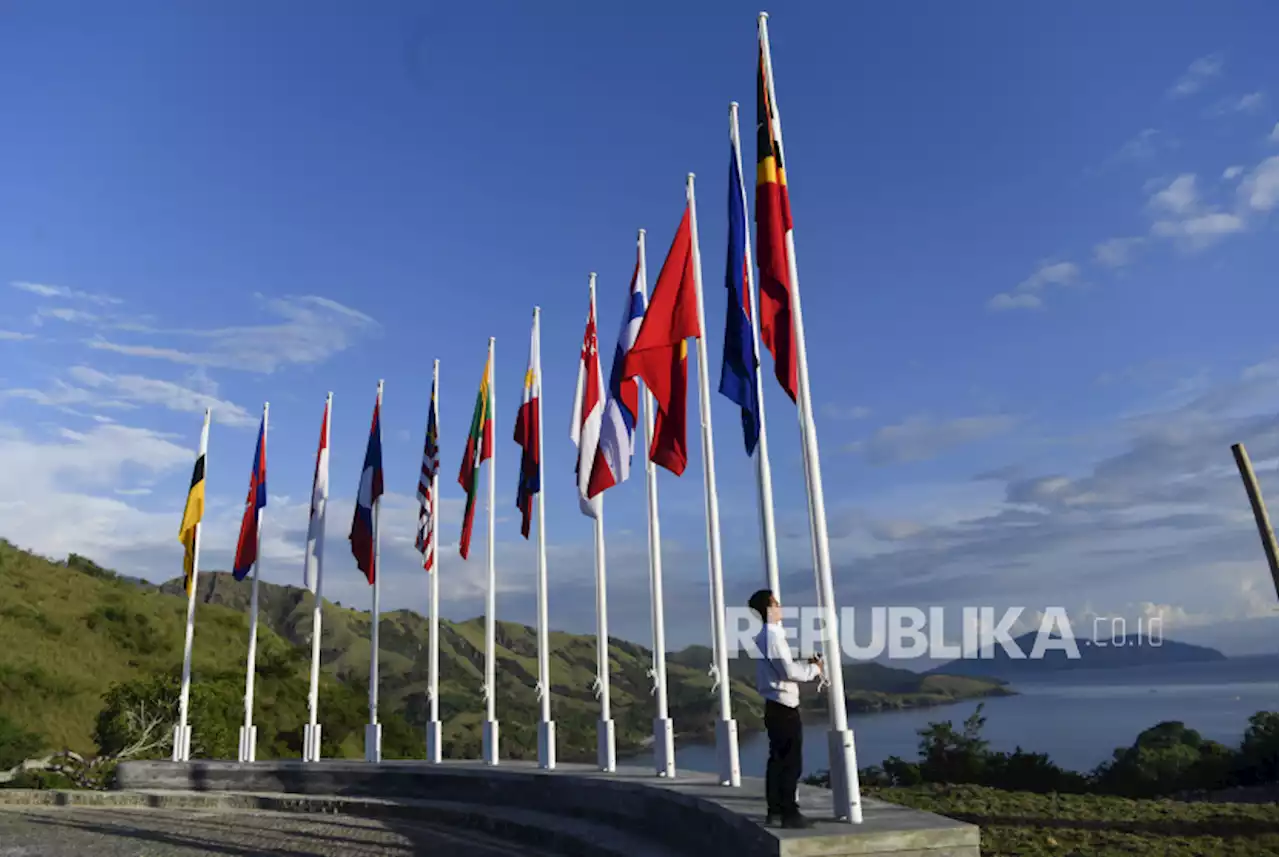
left=0, top=805, right=557, bottom=856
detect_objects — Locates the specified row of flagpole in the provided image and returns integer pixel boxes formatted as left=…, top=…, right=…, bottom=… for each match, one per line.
left=167, top=13, right=860, bottom=823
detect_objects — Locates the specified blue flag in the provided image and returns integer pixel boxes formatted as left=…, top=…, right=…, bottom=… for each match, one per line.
left=718, top=137, right=762, bottom=455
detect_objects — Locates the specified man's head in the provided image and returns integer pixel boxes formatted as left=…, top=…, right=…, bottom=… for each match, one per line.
left=748, top=589, right=780, bottom=625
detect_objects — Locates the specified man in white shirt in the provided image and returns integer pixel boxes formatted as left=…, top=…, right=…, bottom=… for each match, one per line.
left=749, top=588, right=822, bottom=829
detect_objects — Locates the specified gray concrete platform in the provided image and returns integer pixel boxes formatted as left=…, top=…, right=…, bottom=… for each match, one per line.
left=114, top=759, right=980, bottom=857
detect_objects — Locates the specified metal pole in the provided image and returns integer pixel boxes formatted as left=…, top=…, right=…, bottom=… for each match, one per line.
left=1231, top=442, right=1279, bottom=594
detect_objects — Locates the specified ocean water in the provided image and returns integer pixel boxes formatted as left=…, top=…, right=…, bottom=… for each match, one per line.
left=626, top=655, right=1279, bottom=777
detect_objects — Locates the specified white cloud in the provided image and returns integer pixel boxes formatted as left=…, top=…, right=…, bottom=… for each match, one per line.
left=1093, top=237, right=1144, bottom=269
left=65, top=366, right=256, bottom=427
left=9, top=281, right=121, bottom=306
left=821, top=404, right=872, bottom=421
left=1150, top=211, right=1246, bottom=247
left=1210, top=91, right=1266, bottom=115
left=1237, top=156, right=1279, bottom=212
left=1223, top=166, right=1244, bottom=180
left=987, top=261, right=1078, bottom=311
left=87, top=295, right=378, bottom=374
left=1149, top=173, right=1198, bottom=215
left=0, top=330, right=34, bottom=341
left=987, top=292, right=1041, bottom=311
left=849, top=414, right=1017, bottom=464
left=1144, top=161, right=1274, bottom=251
left=1270, top=123, right=1278, bottom=144
left=1168, top=54, right=1223, bottom=98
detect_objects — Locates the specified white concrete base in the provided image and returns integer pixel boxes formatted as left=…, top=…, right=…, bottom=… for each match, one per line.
left=653, top=717, right=675, bottom=777
left=171, top=725, right=191, bottom=762
left=302, top=724, right=322, bottom=762
left=537, top=720, right=556, bottom=770
left=481, top=720, right=500, bottom=766
left=426, top=720, right=442, bottom=764
left=827, top=728, right=862, bottom=822
left=715, top=719, right=740, bottom=787
left=237, top=725, right=257, bottom=763
left=596, top=719, right=616, bottom=772
left=364, top=723, right=382, bottom=763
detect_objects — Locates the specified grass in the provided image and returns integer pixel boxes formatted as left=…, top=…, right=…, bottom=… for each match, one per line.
left=873, top=783, right=1279, bottom=856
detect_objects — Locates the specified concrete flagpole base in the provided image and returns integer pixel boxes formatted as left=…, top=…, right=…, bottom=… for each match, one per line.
left=426, top=720, right=442, bottom=764
left=237, top=726, right=257, bottom=763
left=536, top=720, right=556, bottom=770
left=828, top=728, right=861, bottom=823
left=715, top=719, right=741, bottom=787
left=482, top=720, right=500, bottom=766
left=596, top=719, right=616, bottom=772
left=171, top=726, right=191, bottom=763
left=364, top=723, right=382, bottom=763
left=302, top=724, right=322, bottom=762
left=653, top=717, right=675, bottom=777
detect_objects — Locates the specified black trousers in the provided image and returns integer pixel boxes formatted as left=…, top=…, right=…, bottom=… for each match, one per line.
left=764, top=699, right=803, bottom=815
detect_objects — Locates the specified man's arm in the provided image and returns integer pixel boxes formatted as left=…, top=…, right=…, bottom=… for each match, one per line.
left=765, top=625, right=820, bottom=682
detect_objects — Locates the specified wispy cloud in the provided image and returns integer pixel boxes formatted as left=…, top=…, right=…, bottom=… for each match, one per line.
left=9, top=280, right=121, bottom=306
left=1208, top=91, right=1266, bottom=115
left=847, top=413, right=1017, bottom=464
left=1093, top=237, right=1145, bottom=269
left=1145, top=157, right=1277, bottom=250
left=821, top=404, right=872, bottom=421
left=1167, top=53, right=1223, bottom=99
left=987, top=261, right=1079, bottom=312
left=1223, top=166, right=1244, bottom=180
left=0, top=330, right=35, bottom=341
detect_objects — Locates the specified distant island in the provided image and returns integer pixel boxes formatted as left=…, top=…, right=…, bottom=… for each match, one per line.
left=925, top=630, right=1228, bottom=681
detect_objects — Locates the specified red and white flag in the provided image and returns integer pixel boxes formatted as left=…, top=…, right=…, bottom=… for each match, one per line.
left=570, top=284, right=606, bottom=519
left=304, top=396, right=330, bottom=593
left=416, top=381, right=440, bottom=570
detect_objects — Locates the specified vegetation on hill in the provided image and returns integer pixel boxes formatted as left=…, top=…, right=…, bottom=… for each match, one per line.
left=0, top=540, right=1007, bottom=769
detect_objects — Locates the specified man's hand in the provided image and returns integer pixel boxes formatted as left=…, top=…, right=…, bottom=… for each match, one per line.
left=808, top=653, right=824, bottom=674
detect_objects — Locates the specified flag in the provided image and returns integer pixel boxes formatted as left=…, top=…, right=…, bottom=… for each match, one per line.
left=514, top=318, right=541, bottom=538
left=304, top=397, right=330, bottom=593
left=232, top=413, right=268, bottom=580
left=570, top=288, right=605, bottom=517
left=621, top=207, right=699, bottom=476
left=416, top=381, right=440, bottom=569
left=350, top=391, right=384, bottom=584
left=590, top=257, right=645, bottom=494
left=458, top=355, right=493, bottom=559
left=719, top=131, right=762, bottom=455
left=756, top=40, right=798, bottom=402
left=178, top=417, right=208, bottom=598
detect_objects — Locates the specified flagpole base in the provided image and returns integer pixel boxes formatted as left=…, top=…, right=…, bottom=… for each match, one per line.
left=482, top=720, right=500, bottom=766
left=596, top=719, right=616, bottom=772
left=426, top=720, right=442, bottom=764
left=653, top=717, right=675, bottom=777
left=302, top=724, right=322, bottom=762
left=827, top=728, right=862, bottom=823
left=715, top=719, right=740, bottom=787
left=537, top=720, right=556, bottom=770
left=237, top=725, right=257, bottom=763
left=364, top=723, right=382, bottom=763
left=171, top=725, right=191, bottom=762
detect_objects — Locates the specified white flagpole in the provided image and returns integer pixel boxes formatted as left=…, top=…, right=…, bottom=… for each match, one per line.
left=687, top=173, right=740, bottom=787
left=482, top=338, right=500, bottom=766
left=366, top=380, right=383, bottom=763
left=730, top=101, right=782, bottom=598
left=533, top=310, right=556, bottom=770
left=636, top=230, right=674, bottom=778
left=427, top=362, right=443, bottom=763
left=759, top=11, right=862, bottom=823
left=173, top=407, right=210, bottom=763
left=238, top=402, right=267, bottom=764
left=304, top=393, right=331, bottom=763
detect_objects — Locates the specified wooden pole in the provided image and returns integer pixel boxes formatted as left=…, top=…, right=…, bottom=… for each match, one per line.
left=1230, top=442, right=1279, bottom=595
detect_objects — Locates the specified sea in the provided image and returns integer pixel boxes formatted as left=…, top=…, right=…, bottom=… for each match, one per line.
left=626, top=655, right=1279, bottom=777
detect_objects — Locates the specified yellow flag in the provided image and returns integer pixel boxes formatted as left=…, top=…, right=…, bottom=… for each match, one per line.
left=179, top=416, right=209, bottom=596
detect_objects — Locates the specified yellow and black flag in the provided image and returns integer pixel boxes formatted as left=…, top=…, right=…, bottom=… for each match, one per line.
left=179, top=411, right=210, bottom=597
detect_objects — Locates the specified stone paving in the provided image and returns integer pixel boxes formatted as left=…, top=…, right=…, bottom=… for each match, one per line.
left=0, top=805, right=557, bottom=857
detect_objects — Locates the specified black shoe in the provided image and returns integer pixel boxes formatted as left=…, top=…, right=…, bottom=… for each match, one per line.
left=764, top=812, right=781, bottom=827
left=781, top=812, right=814, bottom=829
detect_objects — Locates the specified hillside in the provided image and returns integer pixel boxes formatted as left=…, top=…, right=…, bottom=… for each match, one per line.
left=926, top=631, right=1228, bottom=680
left=0, top=540, right=1007, bottom=763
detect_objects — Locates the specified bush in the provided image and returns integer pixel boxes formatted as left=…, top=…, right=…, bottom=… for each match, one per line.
left=0, top=712, right=45, bottom=770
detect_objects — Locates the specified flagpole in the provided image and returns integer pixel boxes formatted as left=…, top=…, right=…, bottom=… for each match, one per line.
left=687, top=173, right=740, bottom=787
left=427, top=362, right=443, bottom=764
left=366, top=380, right=383, bottom=764
left=729, top=101, right=782, bottom=598
left=304, top=393, right=331, bottom=763
left=532, top=309, right=556, bottom=770
left=633, top=230, right=674, bottom=778
left=587, top=275, right=616, bottom=774
left=759, top=11, right=861, bottom=822
left=482, top=338, right=500, bottom=766
left=237, top=402, right=267, bottom=764
left=173, top=407, right=210, bottom=764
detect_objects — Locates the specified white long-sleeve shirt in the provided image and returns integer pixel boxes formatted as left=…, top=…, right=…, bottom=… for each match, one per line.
left=754, top=622, right=819, bottom=708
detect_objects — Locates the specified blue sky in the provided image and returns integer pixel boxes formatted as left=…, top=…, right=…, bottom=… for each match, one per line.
left=1, top=2, right=1276, bottom=657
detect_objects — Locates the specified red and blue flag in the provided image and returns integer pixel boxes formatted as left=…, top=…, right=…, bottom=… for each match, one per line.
left=350, top=390, right=384, bottom=584
left=232, top=414, right=267, bottom=580
left=719, top=134, right=762, bottom=455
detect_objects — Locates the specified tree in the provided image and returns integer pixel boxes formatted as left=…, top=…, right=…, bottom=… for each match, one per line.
left=0, top=712, right=44, bottom=770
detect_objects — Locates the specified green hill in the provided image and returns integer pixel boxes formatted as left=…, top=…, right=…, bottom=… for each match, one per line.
left=0, top=539, right=1009, bottom=764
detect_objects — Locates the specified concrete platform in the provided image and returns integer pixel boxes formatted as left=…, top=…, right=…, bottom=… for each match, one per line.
left=115, top=759, right=980, bottom=857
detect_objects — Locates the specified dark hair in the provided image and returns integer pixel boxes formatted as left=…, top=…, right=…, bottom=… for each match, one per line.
left=748, top=589, right=774, bottom=621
